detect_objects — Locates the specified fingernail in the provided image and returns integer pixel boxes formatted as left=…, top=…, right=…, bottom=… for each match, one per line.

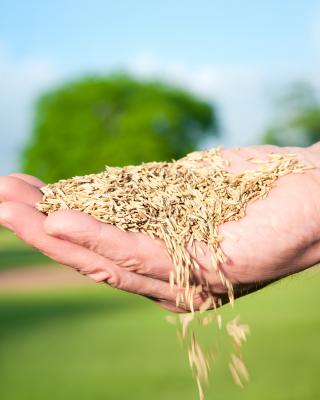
left=89, top=271, right=112, bottom=283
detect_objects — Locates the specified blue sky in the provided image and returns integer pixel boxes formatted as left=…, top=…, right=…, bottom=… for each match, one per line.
left=1, top=0, right=320, bottom=174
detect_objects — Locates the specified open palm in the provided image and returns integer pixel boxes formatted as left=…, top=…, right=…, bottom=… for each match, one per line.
left=0, top=144, right=319, bottom=312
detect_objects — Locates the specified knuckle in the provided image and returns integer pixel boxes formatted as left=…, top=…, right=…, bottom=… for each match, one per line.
left=106, top=272, right=121, bottom=289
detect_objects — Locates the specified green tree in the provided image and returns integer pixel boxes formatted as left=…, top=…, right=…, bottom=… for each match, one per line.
left=22, top=74, right=218, bottom=182
left=263, top=82, right=320, bottom=146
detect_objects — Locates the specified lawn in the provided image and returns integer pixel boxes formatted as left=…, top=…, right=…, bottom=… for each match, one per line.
left=1, top=266, right=320, bottom=400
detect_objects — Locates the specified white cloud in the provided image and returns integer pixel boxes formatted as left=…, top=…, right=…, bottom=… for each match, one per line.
left=0, top=43, right=59, bottom=175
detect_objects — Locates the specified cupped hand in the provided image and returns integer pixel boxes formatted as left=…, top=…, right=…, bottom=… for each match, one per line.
left=0, top=174, right=190, bottom=312
left=1, top=144, right=320, bottom=312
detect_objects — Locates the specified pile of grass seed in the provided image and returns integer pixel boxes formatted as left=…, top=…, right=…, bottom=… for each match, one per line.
left=36, top=147, right=307, bottom=400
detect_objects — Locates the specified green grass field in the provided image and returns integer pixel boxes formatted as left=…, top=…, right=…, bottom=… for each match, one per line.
left=0, top=228, right=52, bottom=270
left=1, top=266, right=320, bottom=400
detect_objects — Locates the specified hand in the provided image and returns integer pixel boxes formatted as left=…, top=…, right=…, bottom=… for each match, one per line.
left=0, top=173, right=186, bottom=312
left=1, top=144, right=320, bottom=312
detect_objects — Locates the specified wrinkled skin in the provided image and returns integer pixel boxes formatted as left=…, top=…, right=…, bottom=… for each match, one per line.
left=1, top=144, right=320, bottom=312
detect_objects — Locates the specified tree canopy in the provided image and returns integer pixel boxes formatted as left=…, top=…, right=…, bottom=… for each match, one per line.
left=263, top=82, right=320, bottom=147
left=22, top=74, right=218, bottom=182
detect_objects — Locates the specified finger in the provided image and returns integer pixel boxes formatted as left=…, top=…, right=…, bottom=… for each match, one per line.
left=44, top=211, right=223, bottom=310
left=44, top=210, right=173, bottom=281
left=0, top=201, right=180, bottom=304
left=0, top=176, right=43, bottom=206
left=156, top=300, right=187, bottom=313
left=9, top=173, right=45, bottom=188
left=0, top=201, right=111, bottom=281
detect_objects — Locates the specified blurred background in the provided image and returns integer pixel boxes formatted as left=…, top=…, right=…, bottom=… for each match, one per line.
left=1, top=1, right=320, bottom=399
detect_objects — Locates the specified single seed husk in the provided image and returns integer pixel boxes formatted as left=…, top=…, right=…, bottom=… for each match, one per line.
left=36, top=147, right=308, bottom=399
